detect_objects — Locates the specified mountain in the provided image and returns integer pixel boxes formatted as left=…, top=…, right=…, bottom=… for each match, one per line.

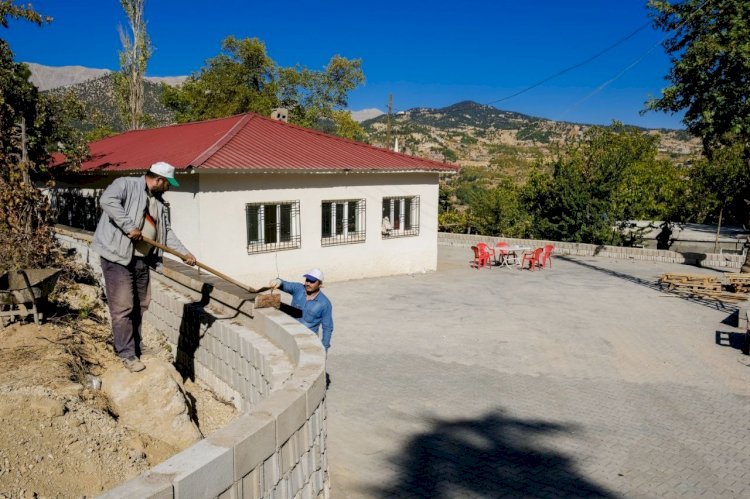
left=46, top=73, right=177, bottom=132
left=25, top=62, right=188, bottom=91
left=350, top=108, right=384, bottom=122
left=362, top=100, right=700, bottom=167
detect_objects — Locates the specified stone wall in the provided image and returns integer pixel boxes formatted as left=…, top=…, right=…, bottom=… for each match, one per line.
left=438, top=232, right=745, bottom=270
left=55, top=225, right=329, bottom=499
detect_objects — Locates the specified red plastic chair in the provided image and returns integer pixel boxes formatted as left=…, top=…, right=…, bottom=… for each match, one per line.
left=521, top=247, right=544, bottom=271
left=495, top=241, right=512, bottom=266
left=540, top=244, right=554, bottom=269
left=477, top=242, right=495, bottom=266
left=471, top=245, right=491, bottom=269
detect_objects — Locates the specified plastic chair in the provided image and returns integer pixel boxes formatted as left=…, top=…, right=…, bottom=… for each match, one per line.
left=471, top=245, right=491, bottom=270
left=477, top=242, right=495, bottom=266
left=521, top=247, right=544, bottom=271
left=540, top=244, right=554, bottom=269
left=495, top=241, right=512, bottom=267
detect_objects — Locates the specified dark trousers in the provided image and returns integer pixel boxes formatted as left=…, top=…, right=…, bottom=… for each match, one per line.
left=101, top=256, right=151, bottom=359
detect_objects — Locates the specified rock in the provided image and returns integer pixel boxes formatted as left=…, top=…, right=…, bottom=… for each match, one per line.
left=101, top=358, right=201, bottom=450
left=30, top=398, right=66, bottom=417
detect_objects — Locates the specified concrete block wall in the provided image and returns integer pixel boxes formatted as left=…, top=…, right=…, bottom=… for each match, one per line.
left=439, top=232, right=745, bottom=270
left=54, top=226, right=329, bottom=499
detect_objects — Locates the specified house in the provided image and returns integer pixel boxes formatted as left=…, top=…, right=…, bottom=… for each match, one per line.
left=51, top=113, right=459, bottom=284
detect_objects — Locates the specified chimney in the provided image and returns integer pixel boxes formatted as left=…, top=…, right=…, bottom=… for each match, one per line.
left=270, top=108, right=289, bottom=122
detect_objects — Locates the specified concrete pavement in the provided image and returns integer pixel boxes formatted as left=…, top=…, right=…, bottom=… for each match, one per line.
left=322, top=245, right=750, bottom=498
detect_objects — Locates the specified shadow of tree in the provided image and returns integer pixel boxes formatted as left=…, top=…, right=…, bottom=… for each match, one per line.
left=372, top=411, right=614, bottom=498
left=558, top=255, right=739, bottom=313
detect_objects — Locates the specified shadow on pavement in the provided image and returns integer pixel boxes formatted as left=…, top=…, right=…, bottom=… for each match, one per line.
left=372, top=411, right=614, bottom=498
left=716, top=330, right=749, bottom=354
left=559, top=255, right=739, bottom=313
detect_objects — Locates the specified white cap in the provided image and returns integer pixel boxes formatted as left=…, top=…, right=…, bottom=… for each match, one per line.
left=149, top=161, right=179, bottom=186
left=303, top=268, right=324, bottom=282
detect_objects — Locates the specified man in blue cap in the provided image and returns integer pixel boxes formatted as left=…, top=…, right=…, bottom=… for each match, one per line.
left=270, top=268, right=334, bottom=352
left=92, top=161, right=196, bottom=372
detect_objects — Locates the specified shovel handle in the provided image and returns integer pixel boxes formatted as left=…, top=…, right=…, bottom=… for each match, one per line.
left=140, top=236, right=259, bottom=293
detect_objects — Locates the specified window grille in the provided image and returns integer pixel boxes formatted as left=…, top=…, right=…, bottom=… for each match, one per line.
left=382, top=196, right=420, bottom=238
left=321, top=199, right=366, bottom=246
left=246, top=201, right=301, bottom=253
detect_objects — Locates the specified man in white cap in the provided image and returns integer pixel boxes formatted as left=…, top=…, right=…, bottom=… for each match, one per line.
left=92, top=161, right=197, bottom=372
left=270, top=268, right=334, bottom=352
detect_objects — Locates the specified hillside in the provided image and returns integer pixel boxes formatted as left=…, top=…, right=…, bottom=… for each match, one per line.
left=362, top=101, right=701, bottom=170
left=45, top=73, right=177, bottom=132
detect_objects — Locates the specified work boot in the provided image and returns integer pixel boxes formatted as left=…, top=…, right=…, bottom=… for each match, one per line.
left=122, top=356, right=145, bottom=372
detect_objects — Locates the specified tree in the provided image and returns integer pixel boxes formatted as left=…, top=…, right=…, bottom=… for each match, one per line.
left=0, top=4, right=87, bottom=271
left=647, top=0, right=750, bottom=268
left=163, top=37, right=366, bottom=139
left=0, top=0, right=51, bottom=27
left=115, top=0, right=151, bottom=130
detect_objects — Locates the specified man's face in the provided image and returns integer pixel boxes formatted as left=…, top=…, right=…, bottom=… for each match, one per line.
left=304, top=278, right=321, bottom=294
left=149, top=175, right=171, bottom=194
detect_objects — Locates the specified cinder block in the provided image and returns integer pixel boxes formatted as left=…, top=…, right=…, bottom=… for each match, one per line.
left=98, top=470, right=174, bottom=498
left=151, top=440, right=233, bottom=499
left=261, top=388, right=307, bottom=445
left=242, top=467, right=262, bottom=499
left=210, top=413, right=276, bottom=480
left=263, top=454, right=280, bottom=493
left=217, top=482, right=242, bottom=499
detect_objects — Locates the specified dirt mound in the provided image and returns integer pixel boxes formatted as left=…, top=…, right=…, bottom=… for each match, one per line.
left=0, top=313, right=237, bottom=497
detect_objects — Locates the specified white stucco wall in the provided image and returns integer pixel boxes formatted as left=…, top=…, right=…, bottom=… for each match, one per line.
left=52, top=170, right=440, bottom=285
left=186, top=171, right=439, bottom=285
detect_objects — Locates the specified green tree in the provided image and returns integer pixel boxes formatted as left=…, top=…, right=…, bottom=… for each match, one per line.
left=0, top=0, right=51, bottom=27
left=115, top=0, right=151, bottom=130
left=163, top=37, right=365, bottom=139
left=0, top=5, right=87, bottom=271
left=647, top=0, right=750, bottom=268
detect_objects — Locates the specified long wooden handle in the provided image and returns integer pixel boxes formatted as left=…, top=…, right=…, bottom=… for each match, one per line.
left=140, top=236, right=267, bottom=293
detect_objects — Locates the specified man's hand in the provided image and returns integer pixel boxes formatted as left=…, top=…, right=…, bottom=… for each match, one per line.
left=269, top=278, right=281, bottom=289
left=183, top=252, right=197, bottom=266
left=127, top=228, right=142, bottom=240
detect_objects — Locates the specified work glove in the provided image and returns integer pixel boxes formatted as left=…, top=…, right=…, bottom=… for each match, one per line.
left=269, top=278, right=281, bottom=289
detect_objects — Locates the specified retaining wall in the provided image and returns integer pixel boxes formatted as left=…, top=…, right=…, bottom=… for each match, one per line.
left=438, top=232, right=745, bottom=270
left=55, top=226, right=329, bottom=499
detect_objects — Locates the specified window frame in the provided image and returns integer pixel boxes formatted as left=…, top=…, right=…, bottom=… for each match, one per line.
left=321, top=198, right=366, bottom=247
left=246, top=200, right=301, bottom=254
left=382, top=196, right=420, bottom=238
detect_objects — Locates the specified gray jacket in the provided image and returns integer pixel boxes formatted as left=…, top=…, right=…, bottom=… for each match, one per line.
left=92, top=176, right=188, bottom=269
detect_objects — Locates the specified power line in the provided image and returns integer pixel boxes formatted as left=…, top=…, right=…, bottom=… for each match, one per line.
left=484, top=21, right=652, bottom=106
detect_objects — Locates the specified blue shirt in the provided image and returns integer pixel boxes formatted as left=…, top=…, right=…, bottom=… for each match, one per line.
left=279, top=280, right=334, bottom=350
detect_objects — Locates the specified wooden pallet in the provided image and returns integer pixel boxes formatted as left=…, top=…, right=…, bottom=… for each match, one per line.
left=658, top=272, right=747, bottom=302
left=725, top=274, right=750, bottom=293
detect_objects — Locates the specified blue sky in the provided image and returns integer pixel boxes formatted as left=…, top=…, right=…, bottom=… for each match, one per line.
left=4, top=0, right=684, bottom=129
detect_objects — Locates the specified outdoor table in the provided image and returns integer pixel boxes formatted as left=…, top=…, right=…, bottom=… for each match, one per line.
left=499, top=245, right=531, bottom=268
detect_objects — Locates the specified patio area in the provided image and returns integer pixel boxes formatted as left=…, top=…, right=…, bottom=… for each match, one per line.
left=323, top=244, right=750, bottom=498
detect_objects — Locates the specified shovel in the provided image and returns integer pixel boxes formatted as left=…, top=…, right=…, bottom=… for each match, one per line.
left=140, top=236, right=280, bottom=309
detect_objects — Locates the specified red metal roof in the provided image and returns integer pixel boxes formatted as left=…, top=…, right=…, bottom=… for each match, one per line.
left=68, top=113, right=458, bottom=174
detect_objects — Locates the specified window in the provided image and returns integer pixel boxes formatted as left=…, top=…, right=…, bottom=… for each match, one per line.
left=321, top=199, right=366, bottom=246
left=382, top=196, right=420, bottom=238
left=246, top=201, right=301, bottom=253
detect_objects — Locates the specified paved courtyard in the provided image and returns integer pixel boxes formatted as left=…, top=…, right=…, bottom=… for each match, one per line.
left=322, top=245, right=750, bottom=498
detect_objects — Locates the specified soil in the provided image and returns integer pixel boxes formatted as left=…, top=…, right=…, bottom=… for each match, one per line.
left=0, top=288, right=238, bottom=498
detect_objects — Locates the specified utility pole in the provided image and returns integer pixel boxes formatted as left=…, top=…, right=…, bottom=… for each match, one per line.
left=385, top=94, right=393, bottom=150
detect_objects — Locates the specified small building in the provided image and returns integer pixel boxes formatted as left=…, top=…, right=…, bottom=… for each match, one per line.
left=52, top=113, right=458, bottom=284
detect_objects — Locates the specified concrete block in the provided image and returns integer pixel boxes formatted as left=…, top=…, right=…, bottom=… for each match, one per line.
left=260, top=387, right=307, bottom=445
left=209, top=413, right=276, bottom=480
left=263, top=454, right=280, bottom=493
left=242, top=467, right=262, bottom=499
left=151, top=439, right=233, bottom=499
left=217, top=482, right=242, bottom=499
left=98, top=471, right=174, bottom=498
